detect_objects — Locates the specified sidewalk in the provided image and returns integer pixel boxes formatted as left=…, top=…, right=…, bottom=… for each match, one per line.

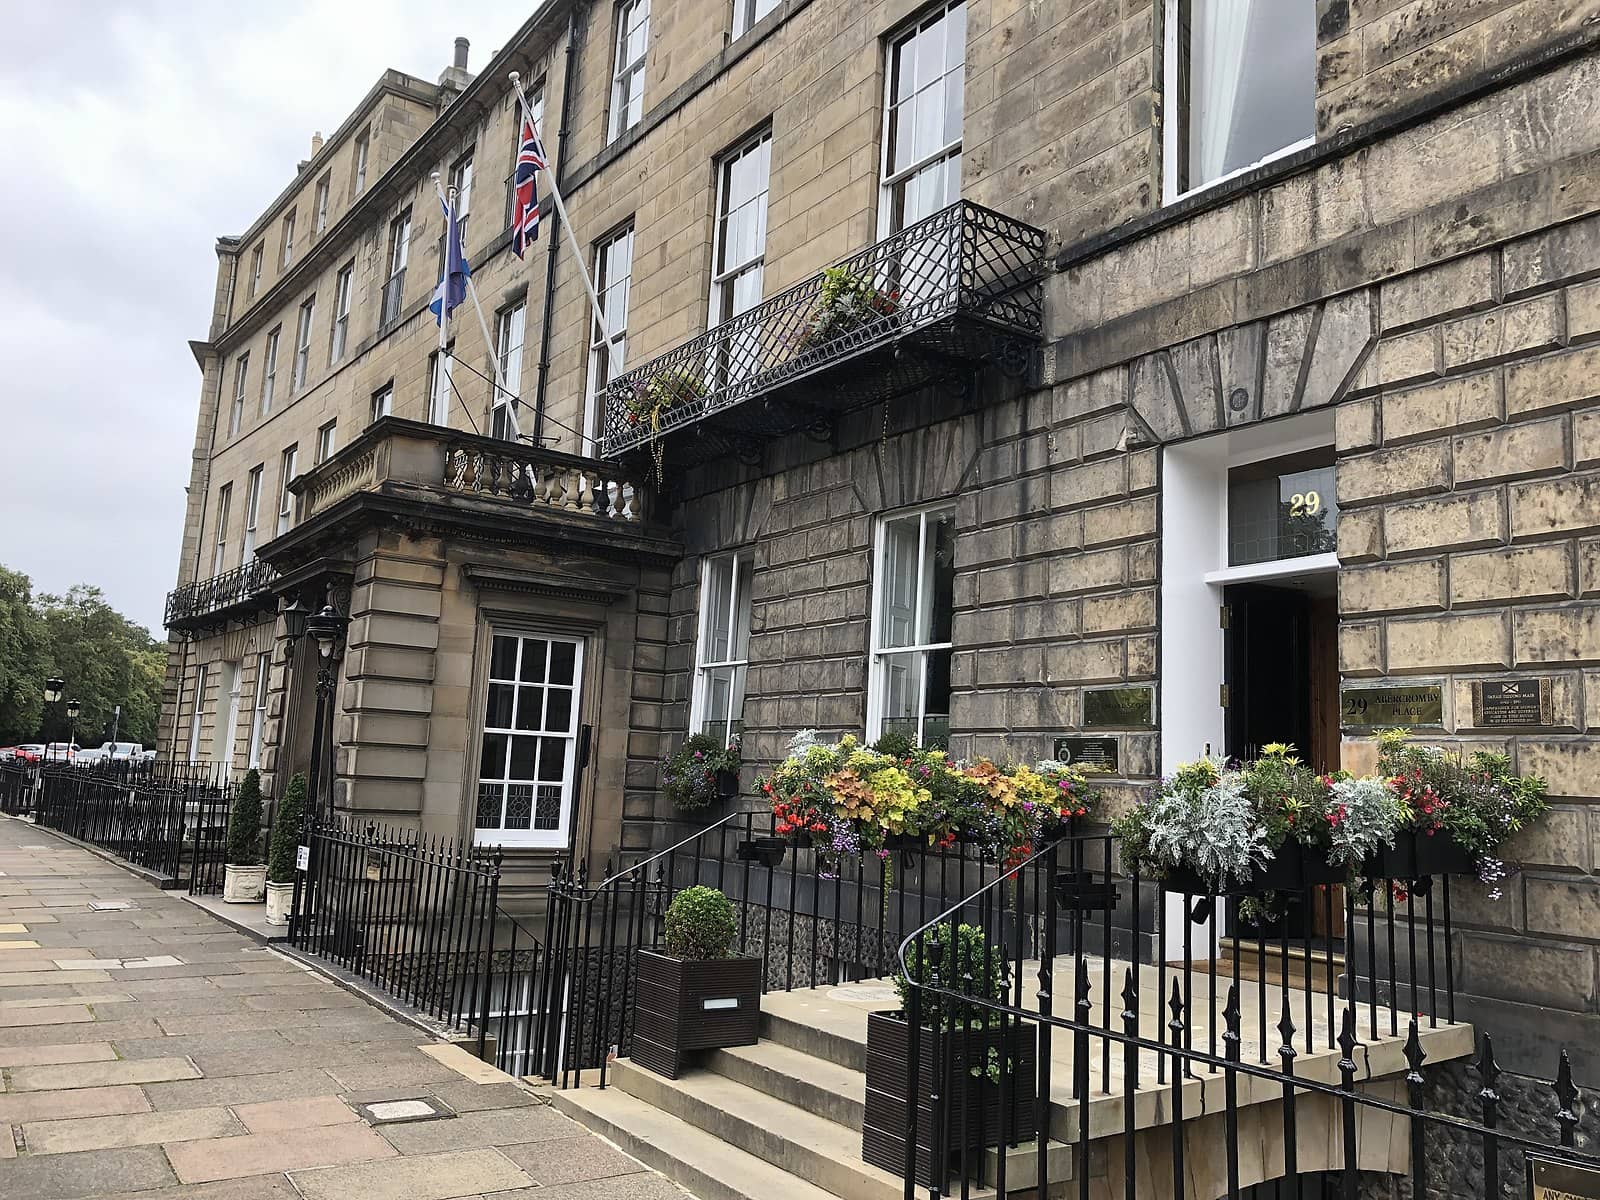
left=0, top=815, right=686, bottom=1200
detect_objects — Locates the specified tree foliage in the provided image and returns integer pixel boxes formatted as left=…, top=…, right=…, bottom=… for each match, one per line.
left=0, top=567, right=164, bottom=748
left=267, top=773, right=307, bottom=884
left=228, top=769, right=264, bottom=867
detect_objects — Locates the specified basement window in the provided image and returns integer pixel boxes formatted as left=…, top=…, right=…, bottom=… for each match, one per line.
left=1164, top=0, right=1316, bottom=201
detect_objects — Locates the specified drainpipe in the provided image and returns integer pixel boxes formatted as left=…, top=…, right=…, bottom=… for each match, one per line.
left=532, top=2, right=583, bottom=446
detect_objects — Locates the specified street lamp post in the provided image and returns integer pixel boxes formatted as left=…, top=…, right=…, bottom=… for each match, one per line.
left=65, top=699, right=81, bottom=757
left=42, top=677, right=65, bottom=761
left=302, top=603, right=350, bottom=828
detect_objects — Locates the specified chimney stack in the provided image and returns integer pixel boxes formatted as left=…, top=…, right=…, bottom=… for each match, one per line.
left=310, top=130, right=324, bottom=157
left=453, top=37, right=470, bottom=70
left=437, top=35, right=475, bottom=103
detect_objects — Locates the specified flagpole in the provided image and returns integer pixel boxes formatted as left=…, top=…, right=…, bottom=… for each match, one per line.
left=429, top=173, right=452, bottom=427
left=508, top=72, right=623, bottom=422
left=432, top=174, right=515, bottom=436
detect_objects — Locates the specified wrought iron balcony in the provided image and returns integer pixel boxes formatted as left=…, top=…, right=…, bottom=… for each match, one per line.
left=164, top=558, right=278, bottom=634
left=600, top=201, right=1045, bottom=467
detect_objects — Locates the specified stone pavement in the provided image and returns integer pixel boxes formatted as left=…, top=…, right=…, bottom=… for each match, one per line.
left=0, top=816, right=689, bottom=1200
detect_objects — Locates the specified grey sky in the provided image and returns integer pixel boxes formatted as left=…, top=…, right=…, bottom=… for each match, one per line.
left=0, top=1, right=537, bottom=636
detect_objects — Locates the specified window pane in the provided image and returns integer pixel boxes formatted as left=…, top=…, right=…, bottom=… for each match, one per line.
left=538, top=737, right=566, bottom=782
left=878, top=515, right=921, bottom=648
left=881, top=649, right=918, bottom=729
left=922, top=647, right=952, bottom=749
left=504, top=784, right=534, bottom=829
left=544, top=687, right=572, bottom=732
left=519, top=641, right=547, bottom=683
left=490, top=636, right=518, bottom=679
left=476, top=784, right=504, bottom=829
left=509, top=735, right=537, bottom=780
left=480, top=732, right=508, bottom=779
left=534, top=785, right=563, bottom=830
left=514, top=686, right=542, bottom=731
left=1187, top=0, right=1314, bottom=188
left=486, top=683, right=514, bottom=729
left=923, top=511, right=955, bottom=645
left=549, top=640, right=577, bottom=684
left=705, top=559, right=734, bottom=661
left=1228, top=457, right=1338, bottom=566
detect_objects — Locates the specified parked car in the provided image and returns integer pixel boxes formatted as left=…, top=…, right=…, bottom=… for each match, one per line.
left=136, top=749, right=157, bottom=764
left=43, top=743, right=80, bottom=763
left=15, top=744, right=44, bottom=765
left=78, top=742, right=142, bottom=766
left=0, top=747, right=15, bottom=762
left=73, top=746, right=105, bottom=767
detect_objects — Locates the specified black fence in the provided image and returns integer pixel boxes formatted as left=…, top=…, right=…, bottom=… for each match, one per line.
left=896, top=836, right=1597, bottom=1200
left=287, top=817, right=545, bottom=1072
left=0, top=760, right=244, bottom=891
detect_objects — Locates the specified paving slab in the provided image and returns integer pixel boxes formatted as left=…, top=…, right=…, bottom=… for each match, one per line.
left=23, top=1104, right=243, bottom=1154
left=288, top=1147, right=534, bottom=1200
left=142, top=1067, right=345, bottom=1111
left=231, top=1094, right=361, bottom=1135
left=0, top=1083, right=152, bottom=1124
left=88, top=1180, right=301, bottom=1200
left=376, top=1104, right=576, bottom=1154
left=0, top=1041, right=117, bottom=1068
left=8, top=1055, right=201, bottom=1091
left=163, top=1122, right=399, bottom=1183
left=0, top=1002, right=96, bottom=1027
left=2, top=1144, right=177, bottom=1199
left=500, top=1133, right=651, bottom=1186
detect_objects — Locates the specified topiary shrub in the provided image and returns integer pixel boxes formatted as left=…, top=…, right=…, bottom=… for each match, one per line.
left=662, top=885, right=737, bottom=961
left=895, top=921, right=1008, bottom=1030
left=266, top=773, right=306, bottom=884
left=226, top=769, right=264, bottom=868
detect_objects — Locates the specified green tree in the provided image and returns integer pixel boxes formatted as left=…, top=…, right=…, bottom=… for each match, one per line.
left=267, top=773, right=307, bottom=884
left=228, top=769, right=264, bottom=867
left=0, top=567, right=46, bottom=745
left=34, top=584, right=164, bottom=747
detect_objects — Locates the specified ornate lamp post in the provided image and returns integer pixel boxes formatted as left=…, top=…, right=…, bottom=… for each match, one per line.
left=41, top=677, right=65, bottom=760
left=303, top=603, right=350, bottom=826
left=65, top=699, right=81, bottom=756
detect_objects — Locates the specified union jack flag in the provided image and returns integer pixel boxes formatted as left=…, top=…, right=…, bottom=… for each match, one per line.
left=511, top=111, right=546, bottom=258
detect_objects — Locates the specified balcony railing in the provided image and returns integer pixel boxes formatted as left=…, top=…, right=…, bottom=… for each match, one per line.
left=163, top=558, right=277, bottom=632
left=601, top=201, right=1045, bottom=465
left=283, top=418, right=663, bottom=550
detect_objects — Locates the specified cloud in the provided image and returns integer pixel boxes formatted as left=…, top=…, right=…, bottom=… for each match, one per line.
left=0, top=0, right=536, bottom=634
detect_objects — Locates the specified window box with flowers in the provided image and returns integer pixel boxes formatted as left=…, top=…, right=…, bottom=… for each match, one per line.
left=624, top=366, right=707, bottom=482
left=795, top=266, right=901, bottom=353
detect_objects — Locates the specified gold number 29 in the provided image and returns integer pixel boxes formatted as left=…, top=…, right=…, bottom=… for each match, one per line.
left=1289, top=490, right=1322, bottom=517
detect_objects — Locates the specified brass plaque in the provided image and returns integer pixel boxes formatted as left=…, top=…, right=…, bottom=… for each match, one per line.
left=1082, top=687, right=1153, bottom=729
left=1341, top=684, right=1443, bottom=728
left=1528, top=1153, right=1600, bottom=1200
left=1053, top=737, right=1118, bottom=772
left=1473, top=678, right=1555, bottom=728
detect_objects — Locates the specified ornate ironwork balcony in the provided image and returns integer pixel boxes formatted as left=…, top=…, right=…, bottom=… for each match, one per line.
left=600, top=201, right=1045, bottom=467
left=164, top=558, right=278, bottom=634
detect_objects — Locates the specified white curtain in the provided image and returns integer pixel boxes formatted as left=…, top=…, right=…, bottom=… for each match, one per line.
left=1194, top=0, right=1253, bottom=185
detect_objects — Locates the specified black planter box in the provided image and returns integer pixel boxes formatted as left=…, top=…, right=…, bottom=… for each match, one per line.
left=631, top=950, right=761, bottom=1079
left=861, top=1010, right=1038, bottom=1188
left=1365, top=829, right=1477, bottom=881
left=715, top=768, right=740, bottom=800
left=1160, top=842, right=1347, bottom=898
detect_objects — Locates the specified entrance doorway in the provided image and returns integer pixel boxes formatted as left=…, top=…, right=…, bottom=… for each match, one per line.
left=1223, top=572, right=1341, bottom=943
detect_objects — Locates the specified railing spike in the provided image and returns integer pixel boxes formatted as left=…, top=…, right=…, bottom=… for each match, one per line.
left=1478, top=1032, right=1501, bottom=1099
left=1402, top=1018, right=1427, bottom=1081
left=1554, top=1049, right=1580, bottom=1146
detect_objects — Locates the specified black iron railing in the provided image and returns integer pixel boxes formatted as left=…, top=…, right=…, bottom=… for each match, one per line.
left=601, top=201, right=1045, bottom=463
left=897, top=837, right=1596, bottom=1200
left=287, top=817, right=546, bottom=1072
left=164, top=558, right=278, bottom=630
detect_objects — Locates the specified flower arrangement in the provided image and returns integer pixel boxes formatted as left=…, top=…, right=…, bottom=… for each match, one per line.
left=1377, top=728, right=1548, bottom=896
left=1114, top=756, right=1268, bottom=890
left=758, top=731, right=1103, bottom=863
left=623, top=366, right=706, bottom=484
left=661, top=733, right=741, bottom=812
left=795, top=266, right=900, bottom=351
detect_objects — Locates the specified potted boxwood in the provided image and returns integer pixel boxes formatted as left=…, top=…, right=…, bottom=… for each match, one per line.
left=861, top=922, right=1037, bottom=1187
left=264, top=773, right=306, bottom=927
left=661, top=734, right=741, bottom=812
left=632, top=885, right=761, bottom=1079
left=222, top=768, right=267, bottom=903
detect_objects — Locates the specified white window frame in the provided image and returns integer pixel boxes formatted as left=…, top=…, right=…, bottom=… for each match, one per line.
left=241, top=465, right=264, bottom=564
left=382, top=209, right=411, bottom=326
left=866, top=502, right=956, bottom=746
left=228, top=353, right=248, bottom=437
left=247, top=652, right=270, bottom=769
left=732, top=0, right=779, bottom=38
left=370, top=383, right=393, bottom=425
left=878, top=0, right=966, bottom=239
left=608, top=0, right=650, bottom=143
left=276, top=445, right=298, bottom=536
left=211, top=484, right=232, bottom=577
left=187, top=664, right=207, bottom=762
left=218, top=660, right=242, bottom=769
left=450, top=150, right=475, bottom=250
left=1159, top=0, right=1317, bottom=205
left=261, top=326, right=280, bottom=415
left=330, top=262, right=353, bottom=364
left=248, top=244, right=263, bottom=298
left=690, top=552, right=752, bottom=745
left=584, top=225, right=633, bottom=453
left=314, top=172, right=331, bottom=235
left=353, top=128, right=370, bottom=194
left=474, top=631, right=586, bottom=850
left=709, top=130, right=771, bottom=331
left=280, top=209, right=296, bottom=268
left=428, top=348, right=454, bottom=428
left=291, top=295, right=315, bottom=392
left=493, top=301, right=526, bottom=440
left=315, top=420, right=337, bottom=464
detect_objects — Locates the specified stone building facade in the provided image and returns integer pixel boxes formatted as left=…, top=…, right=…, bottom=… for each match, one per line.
left=162, top=0, right=1599, bottom=1085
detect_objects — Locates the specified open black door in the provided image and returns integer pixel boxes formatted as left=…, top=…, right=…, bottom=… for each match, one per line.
left=1223, top=583, right=1313, bottom=764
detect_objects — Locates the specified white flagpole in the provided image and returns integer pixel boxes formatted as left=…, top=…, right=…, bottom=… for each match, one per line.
left=429, top=173, right=452, bottom=427
left=508, top=71, right=622, bottom=393
left=432, top=174, right=515, bottom=436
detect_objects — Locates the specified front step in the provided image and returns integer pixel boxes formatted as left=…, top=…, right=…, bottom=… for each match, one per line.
left=547, top=1083, right=843, bottom=1200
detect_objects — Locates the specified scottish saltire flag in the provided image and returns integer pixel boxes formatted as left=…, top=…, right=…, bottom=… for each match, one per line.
left=511, top=112, right=546, bottom=259
left=430, top=194, right=470, bottom=325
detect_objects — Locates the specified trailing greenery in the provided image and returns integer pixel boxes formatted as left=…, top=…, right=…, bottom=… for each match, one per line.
left=226, top=769, right=264, bottom=868
left=662, top=885, right=738, bottom=961
left=661, top=733, right=741, bottom=811
left=795, top=267, right=900, bottom=350
left=266, top=773, right=306, bottom=884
